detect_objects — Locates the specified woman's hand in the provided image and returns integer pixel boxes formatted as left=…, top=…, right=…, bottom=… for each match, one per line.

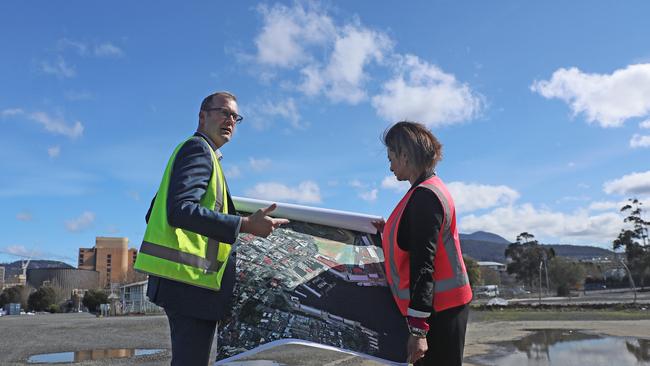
left=406, top=334, right=428, bottom=364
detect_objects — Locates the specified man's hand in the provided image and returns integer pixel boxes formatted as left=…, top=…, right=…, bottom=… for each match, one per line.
left=240, top=203, right=289, bottom=238
left=371, top=219, right=385, bottom=234
left=406, top=335, right=428, bottom=364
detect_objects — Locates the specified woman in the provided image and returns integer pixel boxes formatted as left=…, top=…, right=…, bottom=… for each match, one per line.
left=378, top=121, right=472, bottom=365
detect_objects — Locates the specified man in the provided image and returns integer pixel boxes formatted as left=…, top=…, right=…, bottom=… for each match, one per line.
left=134, top=91, right=288, bottom=366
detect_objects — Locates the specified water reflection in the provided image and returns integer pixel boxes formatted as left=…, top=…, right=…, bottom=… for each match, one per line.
left=28, top=348, right=164, bottom=363
left=626, top=339, right=650, bottom=362
left=478, top=329, right=650, bottom=366
left=511, top=329, right=599, bottom=361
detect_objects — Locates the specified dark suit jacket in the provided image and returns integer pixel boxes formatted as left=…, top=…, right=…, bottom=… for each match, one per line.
left=145, top=132, right=241, bottom=321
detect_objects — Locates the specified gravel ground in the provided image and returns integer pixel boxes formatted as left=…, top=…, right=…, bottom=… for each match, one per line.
left=0, top=313, right=177, bottom=365
left=2, top=312, right=650, bottom=365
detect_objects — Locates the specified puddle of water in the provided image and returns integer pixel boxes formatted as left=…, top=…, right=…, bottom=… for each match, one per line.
left=27, top=348, right=165, bottom=364
left=475, top=329, right=650, bottom=366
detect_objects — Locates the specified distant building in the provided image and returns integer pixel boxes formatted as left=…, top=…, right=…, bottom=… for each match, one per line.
left=0, top=266, right=4, bottom=289
left=78, top=237, right=139, bottom=288
left=477, top=261, right=507, bottom=272
left=120, top=280, right=163, bottom=314
left=27, top=268, right=99, bottom=299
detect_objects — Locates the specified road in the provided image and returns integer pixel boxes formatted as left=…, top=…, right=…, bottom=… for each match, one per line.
left=508, top=288, right=650, bottom=306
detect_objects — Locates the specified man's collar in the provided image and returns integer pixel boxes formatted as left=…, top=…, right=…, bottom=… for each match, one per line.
left=194, top=132, right=223, bottom=160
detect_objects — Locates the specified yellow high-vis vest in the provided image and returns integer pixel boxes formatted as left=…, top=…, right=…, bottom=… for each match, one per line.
left=134, top=136, right=232, bottom=291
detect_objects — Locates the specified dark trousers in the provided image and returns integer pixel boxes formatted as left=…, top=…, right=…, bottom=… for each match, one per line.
left=415, top=304, right=469, bottom=366
left=165, top=308, right=218, bottom=366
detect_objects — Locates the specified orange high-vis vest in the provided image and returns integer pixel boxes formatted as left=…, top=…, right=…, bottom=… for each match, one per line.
left=382, top=176, right=472, bottom=316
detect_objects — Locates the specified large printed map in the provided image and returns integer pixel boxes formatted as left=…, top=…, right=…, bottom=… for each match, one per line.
left=217, top=199, right=409, bottom=363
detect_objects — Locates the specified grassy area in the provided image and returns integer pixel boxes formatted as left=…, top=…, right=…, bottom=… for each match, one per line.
left=469, top=307, right=650, bottom=322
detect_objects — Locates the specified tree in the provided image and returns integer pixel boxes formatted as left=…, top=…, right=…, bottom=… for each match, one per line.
left=0, top=285, right=31, bottom=310
left=480, top=267, right=501, bottom=286
left=613, top=198, right=650, bottom=289
left=463, top=256, right=481, bottom=287
left=82, top=289, right=108, bottom=313
left=504, top=232, right=555, bottom=289
left=28, top=286, right=58, bottom=312
left=548, top=257, right=585, bottom=296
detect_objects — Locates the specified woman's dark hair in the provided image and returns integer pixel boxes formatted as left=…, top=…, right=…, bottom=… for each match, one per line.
left=382, top=121, right=443, bottom=172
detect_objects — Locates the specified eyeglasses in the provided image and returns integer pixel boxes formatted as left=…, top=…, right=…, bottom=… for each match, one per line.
left=204, top=107, right=243, bottom=124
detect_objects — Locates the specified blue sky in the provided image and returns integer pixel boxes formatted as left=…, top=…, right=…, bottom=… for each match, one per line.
left=1, top=1, right=650, bottom=264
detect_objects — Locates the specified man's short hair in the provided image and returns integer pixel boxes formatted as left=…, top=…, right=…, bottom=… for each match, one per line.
left=200, top=91, right=237, bottom=111
left=382, top=121, right=443, bottom=173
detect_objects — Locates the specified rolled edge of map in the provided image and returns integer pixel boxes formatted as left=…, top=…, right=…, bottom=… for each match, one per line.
left=233, top=196, right=383, bottom=235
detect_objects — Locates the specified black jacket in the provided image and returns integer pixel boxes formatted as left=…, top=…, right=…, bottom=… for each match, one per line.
left=396, top=173, right=444, bottom=316
left=145, top=133, right=241, bottom=321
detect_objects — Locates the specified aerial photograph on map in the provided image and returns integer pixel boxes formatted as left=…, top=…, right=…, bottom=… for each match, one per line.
left=217, top=219, right=408, bottom=362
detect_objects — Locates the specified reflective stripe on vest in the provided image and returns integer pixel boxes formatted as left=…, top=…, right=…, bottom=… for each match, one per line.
left=382, top=176, right=472, bottom=314
left=133, top=136, right=232, bottom=291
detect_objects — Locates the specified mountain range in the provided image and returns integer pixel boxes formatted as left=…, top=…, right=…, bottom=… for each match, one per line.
left=0, top=260, right=73, bottom=278
left=459, top=231, right=614, bottom=263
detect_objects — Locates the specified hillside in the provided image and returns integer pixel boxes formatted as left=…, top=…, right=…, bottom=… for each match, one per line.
left=459, top=232, right=615, bottom=263
left=0, top=260, right=73, bottom=278
left=460, top=231, right=510, bottom=244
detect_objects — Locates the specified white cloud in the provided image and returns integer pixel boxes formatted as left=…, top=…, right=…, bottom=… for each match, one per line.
left=372, top=54, right=483, bottom=127
left=246, top=181, right=321, bottom=204
left=603, top=171, right=650, bottom=196
left=249, top=157, right=272, bottom=171
left=588, top=200, right=628, bottom=211
left=359, top=188, right=378, bottom=202
left=126, top=190, right=141, bottom=201
left=64, top=90, right=93, bottom=101
left=349, top=179, right=365, bottom=188
left=531, top=64, right=650, bottom=127
left=1, top=108, right=24, bottom=117
left=254, top=3, right=391, bottom=105
left=298, top=65, right=325, bottom=95
left=57, top=38, right=124, bottom=58
left=16, top=212, right=32, bottom=221
left=41, top=56, right=76, bottom=78
left=461, top=204, right=623, bottom=246
left=255, top=3, right=335, bottom=68
left=225, top=165, right=242, bottom=179
left=3, top=109, right=84, bottom=139
left=447, top=182, right=520, bottom=213
left=630, top=134, right=650, bottom=148
left=65, top=211, right=95, bottom=232
left=258, top=98, right=305, bottom=129
left=2, top=245, right=33, bottom=257
left=318, top=25, right=392, bottom=104
left=57, top=38, right=88, bottom=55
left=380, top=175, right=410, bottom=193
left=48, top=145, right=61, bottom=158
left=640, top=119, right=650, bottom=129
left=28, top=112, right=84, bottom=139
left=94, top=43, right=124, bottom=57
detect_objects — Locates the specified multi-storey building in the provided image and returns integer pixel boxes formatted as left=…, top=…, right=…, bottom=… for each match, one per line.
left=78, top=237, right=139, bottom=288
left=0, top=266, right=5, bottom=289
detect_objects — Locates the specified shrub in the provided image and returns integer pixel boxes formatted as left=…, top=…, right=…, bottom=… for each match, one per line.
left=82, top=289, right=108, bottom=313
left=28, top=286, right=58, bottom=311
